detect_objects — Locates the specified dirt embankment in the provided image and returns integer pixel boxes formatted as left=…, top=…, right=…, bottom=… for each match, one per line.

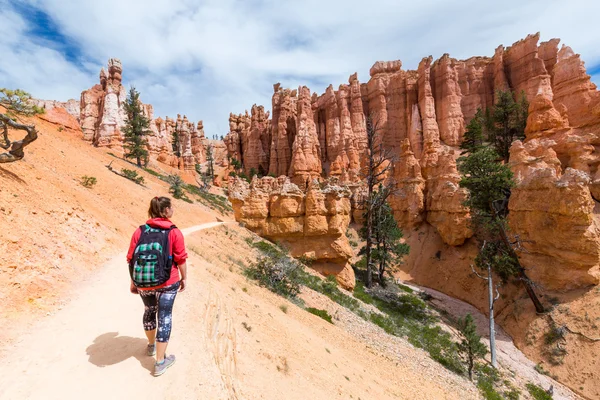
left=0, top=112, right=217, bottom=348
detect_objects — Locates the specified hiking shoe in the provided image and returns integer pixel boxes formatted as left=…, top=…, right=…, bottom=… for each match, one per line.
left=146, top=344, right=156, bottom=357
left=154, top=354, right=176, bottom=376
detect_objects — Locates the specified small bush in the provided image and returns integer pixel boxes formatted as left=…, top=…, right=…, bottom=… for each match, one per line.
left=477, top=376, right=503, bottom=400
left=526, top=383, right=552, bottom=400
left=80, top=175, right=97, bottom=188
left=143, top=167, right=165, bottom=179
left=185, top=183, right=232, bottom=213
left=534, top=363, right=549, bottom=376
left=167, top=174, right=185, bottom=199
left=370, top=313, right=396, bottom=334
left=544, top=325, right=565, bottom=345
left=121, top=169, right=145, bottom=185
left=249, top=240, right=285, bottom=257
left=244, top=254, right=302, bottom=298
left=279, top=304, right=288, bottom=313
left=474, top=363, right=502, bottom=399
left=504, top=387, right=521, bottom=400
left=57, top=126, right=64, bottom=132
left=306, top=307, right=333, bottom=324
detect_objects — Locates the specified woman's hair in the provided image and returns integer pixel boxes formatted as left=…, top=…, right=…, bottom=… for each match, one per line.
left=148, top=196, right=172, bottom=218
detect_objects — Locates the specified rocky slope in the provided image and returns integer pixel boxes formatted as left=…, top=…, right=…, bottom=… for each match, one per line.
left=225, top=33, right=600, bottom=398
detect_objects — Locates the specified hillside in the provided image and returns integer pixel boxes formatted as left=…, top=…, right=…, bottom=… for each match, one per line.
left=0, top=112, right=484, bottom=399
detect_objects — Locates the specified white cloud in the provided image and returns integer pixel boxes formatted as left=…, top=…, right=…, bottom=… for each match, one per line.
left=2, top=0, right=599, bottom=135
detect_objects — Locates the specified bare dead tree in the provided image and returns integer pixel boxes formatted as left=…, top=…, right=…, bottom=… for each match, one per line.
left=360, top=115, right=398, bottom=288
left=471, top=241, right=500, bottom=369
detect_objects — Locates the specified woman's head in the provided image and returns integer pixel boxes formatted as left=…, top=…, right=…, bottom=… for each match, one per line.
left=148, top=196, right=173, bottom=219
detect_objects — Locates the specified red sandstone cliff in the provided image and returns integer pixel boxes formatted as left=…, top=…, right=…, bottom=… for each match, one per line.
left=225, top=33, right=600, bottom=287
left=225, top=32, right=600, bottom=398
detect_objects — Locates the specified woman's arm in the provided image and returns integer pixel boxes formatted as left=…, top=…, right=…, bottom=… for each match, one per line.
left=178, top=262, right=187, bottom=291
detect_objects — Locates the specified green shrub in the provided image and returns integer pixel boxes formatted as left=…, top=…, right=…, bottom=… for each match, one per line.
left=306, top=307, right=333, bottom=324
left=184, top=183, right=232, bottom=213
left=143, top=167, right=165, bottom=179
left=80, top=175, right=97, bottom=188
left=166, top=174, right=185, bottom=199
left=477, top=376, right=503, bottom=400
left=244, top=254, right=302, bottom=298
left=526, top=383, right=552, bottom=400
left=121, top=169, right=145, bottom=185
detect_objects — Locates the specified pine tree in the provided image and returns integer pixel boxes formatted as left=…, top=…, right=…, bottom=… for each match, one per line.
left=370, top=199, right=410, bottom=285
left=488, top=90, right=528, bottom=163
left=460, top=108, right=485, bottom=155
left=172, top=122, right=181, bottom=157
left=206, top=144, right=214, bottom=180
left=458, top=146, right=544, bottom=313
left=457, top=313, right=487, bottom=380
left=122, top=86, right=150, bottom=167
left=167, top=174, right=185, bottom=199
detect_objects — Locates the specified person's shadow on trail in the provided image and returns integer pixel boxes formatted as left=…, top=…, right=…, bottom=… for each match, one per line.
left=86, top=332, right=154, bottom=373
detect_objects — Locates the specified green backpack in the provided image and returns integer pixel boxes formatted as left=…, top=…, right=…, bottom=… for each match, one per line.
left=129, top=224, right=176, bottom=288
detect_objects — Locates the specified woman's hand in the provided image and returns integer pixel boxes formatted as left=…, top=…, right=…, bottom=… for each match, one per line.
left=130, top=281, right=138, bottom=294
left=179, top=279, right=186, bottom=292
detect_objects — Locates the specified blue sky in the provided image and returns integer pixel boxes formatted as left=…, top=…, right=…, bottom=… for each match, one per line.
left=1, top=0, right=599, bottom=135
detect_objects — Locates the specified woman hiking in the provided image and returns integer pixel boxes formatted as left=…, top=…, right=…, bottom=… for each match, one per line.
left=126, top=196, right=188, bottom=377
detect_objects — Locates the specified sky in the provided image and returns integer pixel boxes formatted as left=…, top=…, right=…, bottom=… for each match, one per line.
left=1, top=0, right=598, bottom=136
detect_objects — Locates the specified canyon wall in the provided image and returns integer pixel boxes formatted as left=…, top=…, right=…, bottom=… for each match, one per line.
left=225, top=33, right=600, bottom=293
left=79, top=59, right=211, bottom=170
left=229, top=176, right=355, bottom=290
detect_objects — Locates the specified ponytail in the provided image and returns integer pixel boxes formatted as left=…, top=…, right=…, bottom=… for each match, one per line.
left=148, top=196, right=172, bottom=218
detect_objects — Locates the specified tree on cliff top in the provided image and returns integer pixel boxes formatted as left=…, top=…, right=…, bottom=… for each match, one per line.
left=0, top=88, right=43, bottom=163
left=123, top=86, right=151, bottom=167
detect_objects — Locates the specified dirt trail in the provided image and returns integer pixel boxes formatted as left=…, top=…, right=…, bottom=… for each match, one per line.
left=0, top=222, right=230, bottom=400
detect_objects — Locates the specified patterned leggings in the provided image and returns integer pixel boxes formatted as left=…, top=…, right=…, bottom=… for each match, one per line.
left=139, top=281, right=180, bottom=343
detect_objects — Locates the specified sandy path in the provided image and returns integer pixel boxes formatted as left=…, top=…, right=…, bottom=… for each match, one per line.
left=0, top=222, right=230, bottom=400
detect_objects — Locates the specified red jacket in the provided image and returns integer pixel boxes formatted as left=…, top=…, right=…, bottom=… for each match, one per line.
left=127, top=218, right=188, bottom=290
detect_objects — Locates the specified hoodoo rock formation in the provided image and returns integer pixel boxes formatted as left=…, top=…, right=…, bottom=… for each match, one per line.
left=229, top=176, right=355, bottom=290
left=79, top=59, right=211, bottom=170
left=225, top=33, right=600, bottom=288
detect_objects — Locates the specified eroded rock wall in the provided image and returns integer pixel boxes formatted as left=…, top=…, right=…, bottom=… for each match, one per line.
left=225, top=34, right=600, bottom=288
left=228, top=176, right=355, bottom=290
left=79, top=59, right=210, bottom=170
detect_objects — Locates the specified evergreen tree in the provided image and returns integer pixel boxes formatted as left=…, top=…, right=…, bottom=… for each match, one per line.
left=123, top=86, right=150, bottom=167
left=172, top=122, right=181, bottom=157
left=460, top=108, right=485, bottom=155
left=458, top=145, right=544, bottom=313
left=370, top=199, right=410, bottom=285
left=206, top=144, right=215, bottom=180
left=457, top=313, right=487, bottom=380
left=167, top=174, right=185, bottom=199
left=487, top=90, right=528, bottom=163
